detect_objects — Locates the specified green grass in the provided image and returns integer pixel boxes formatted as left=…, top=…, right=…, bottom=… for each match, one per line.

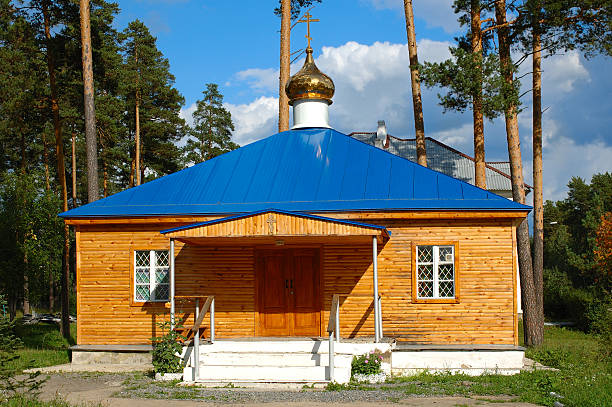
left=382, top=325, right=611, bottom=407
left=8, top=321, right=77, bottom=372
left=3, top=395, right=101, bottom=407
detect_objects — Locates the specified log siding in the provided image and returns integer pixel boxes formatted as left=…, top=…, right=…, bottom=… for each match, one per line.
left=75, top=214, right=518, bottom=346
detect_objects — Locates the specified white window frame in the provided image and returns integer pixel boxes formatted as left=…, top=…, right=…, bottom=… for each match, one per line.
left=416, top=245, right=455, bottom=299
left=134, top=250, right=170, bottom=303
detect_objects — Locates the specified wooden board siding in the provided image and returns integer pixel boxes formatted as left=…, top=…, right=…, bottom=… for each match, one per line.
left=164, top=211, right=384, bottom=239
left=76, top=215, right=518, bottom=346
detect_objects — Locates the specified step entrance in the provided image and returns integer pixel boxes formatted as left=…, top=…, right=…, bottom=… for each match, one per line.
left=182, top=339, right=393, bottom=384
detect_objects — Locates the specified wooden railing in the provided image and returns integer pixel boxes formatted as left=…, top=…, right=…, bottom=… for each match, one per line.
left=174, top=295, right=215, bottom=380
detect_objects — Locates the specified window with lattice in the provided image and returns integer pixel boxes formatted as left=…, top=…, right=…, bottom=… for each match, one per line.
left=416, top=245, right=455, bottom=299
left=134, top=250, right=170, bottom=302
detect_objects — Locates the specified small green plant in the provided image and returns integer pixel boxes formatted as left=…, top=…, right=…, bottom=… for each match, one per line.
left=351, top=350, right=383, bottom=376
left=0, top=295, right=45, bottom=402
left=151, top=320, right=186, bottom=374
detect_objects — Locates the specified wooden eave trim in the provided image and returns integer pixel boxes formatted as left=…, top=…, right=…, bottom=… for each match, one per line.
left=63, top=210, right=529, bottom=225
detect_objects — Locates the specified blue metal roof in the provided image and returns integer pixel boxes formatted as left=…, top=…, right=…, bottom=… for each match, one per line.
left=160, top=209, right=391, bottom=238
left=59, top=128, right=530, bottom=218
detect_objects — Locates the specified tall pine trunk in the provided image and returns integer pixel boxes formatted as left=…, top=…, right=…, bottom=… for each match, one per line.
left=471, top=0, right=486, bottom=189
left=100, top=134, right=109, bottom=197
left=135, top=92, right=141, bottom=186
left=20, top=132, right=30, bottom=316
left=79, top=0, right=99, bottom=202
left=134, top=45, right=141, bottom=186
left=278, top=0, right=291, bottom=132
left=129, top=155, right=135, bottom=187
left=44, top=132, right=53, bottom=311
left=43, top=0, right=71, bottom=339
left=494, top=0, right=541, bottom=346
left=403, top=0, right=427, bottom=167
left=71, top=129, right=77, bottom=207
left=42, top=132, right=51, bottom=191
left=532, top=7, right=545, bottom=340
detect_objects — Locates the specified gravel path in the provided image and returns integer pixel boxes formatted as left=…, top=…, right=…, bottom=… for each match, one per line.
left=37, top=372, right=539, bottom=406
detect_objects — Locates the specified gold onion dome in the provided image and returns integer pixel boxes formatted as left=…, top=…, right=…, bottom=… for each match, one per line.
left=285, top=46, right=335, bottom=106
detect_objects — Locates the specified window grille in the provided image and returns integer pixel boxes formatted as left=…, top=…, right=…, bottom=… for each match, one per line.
left=134, top=250, right=170, bottom=302
left=416, top=245, right=455, bottom=299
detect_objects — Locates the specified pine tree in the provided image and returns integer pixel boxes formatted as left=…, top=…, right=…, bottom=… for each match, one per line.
left=420, top=1, right=508, bottom=189
left=120, top=20, right=185, bottom=185
left=184, top=84, right=238, bottom=164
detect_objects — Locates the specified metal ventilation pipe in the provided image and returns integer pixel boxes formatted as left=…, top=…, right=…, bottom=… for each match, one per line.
left=376, top=120, right=388, bottom=147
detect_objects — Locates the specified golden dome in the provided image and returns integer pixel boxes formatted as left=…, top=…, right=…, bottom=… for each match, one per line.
left=285, top=46, right=335, bottom=106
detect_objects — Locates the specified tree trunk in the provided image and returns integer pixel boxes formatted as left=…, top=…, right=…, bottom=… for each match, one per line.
left=278, top=0, right=291, bottom=132
left=532, top=8, right=545, bottom=341
left=42, top=132, right=50, bottom=191
left=20, top=130, right=26, bottom=174
left=20, top=133, right=30, bottom=316
left=403, top=0, right=426, bottom=167
left=23, top=253, right=29, bottom=316
left=103, top=158, right=108, bottom=198
left=129, top=155, right=135, bottom=187
left=71, top=130, right=77, bottom=207
left=471, top=0, right=486, bottom=189
left=134, top=45, right=141, bottom=186
left=135, top=94, right=141, bottom=186
left=80, top=0, right=99, bottom=203
left=49, top=269, right=54, bottom=313
left=494, top=0, right=541, bottom=346
left=43, top=0, right=71, bottom=339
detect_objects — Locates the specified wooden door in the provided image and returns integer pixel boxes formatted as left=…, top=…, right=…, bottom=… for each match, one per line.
left=257, top=249, right=320, bottom=337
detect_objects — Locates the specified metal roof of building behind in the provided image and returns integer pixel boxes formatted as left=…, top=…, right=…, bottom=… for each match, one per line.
left=350, top=133, right=523, bottom=192
left=60, top=128, right=530, bottom=218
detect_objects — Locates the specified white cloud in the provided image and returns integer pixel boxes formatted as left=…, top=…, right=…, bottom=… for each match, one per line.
left=220, top=40, right=609, bottom=204
left=542, top=51, right=590, bottom=94
left=225, top=96, right=278, bottom=146
left=429, top=123, right=473, bottom=151
left=235, top=68, right=279, bottom=93
left=229, top=40, right=452, bottom=144
left=541, top=136, right=612, bottom=202
left=179, top=103, right=196, bottom=127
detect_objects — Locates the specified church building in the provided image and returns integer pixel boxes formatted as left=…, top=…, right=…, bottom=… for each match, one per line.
left=60, top=42, right=529, bottom=383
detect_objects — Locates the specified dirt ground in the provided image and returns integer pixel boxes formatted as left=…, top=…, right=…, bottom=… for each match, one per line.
left=37, top=373, right=540, bottom=407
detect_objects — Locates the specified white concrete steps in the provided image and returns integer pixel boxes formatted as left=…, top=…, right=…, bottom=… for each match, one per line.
left=192, top=365, right=348, bottom=383
left=183, top=340, right=364, bottom=384
left=198, top=352, right=352, bottom=368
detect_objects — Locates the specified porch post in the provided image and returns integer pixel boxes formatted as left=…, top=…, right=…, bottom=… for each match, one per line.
left=170, top=238, right=175, bottom=329
left=373, top=236, right=381, bottom=343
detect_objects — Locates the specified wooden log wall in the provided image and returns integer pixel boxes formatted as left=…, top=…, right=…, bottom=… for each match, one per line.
left=76, top=215, right=517, bottom=345
left=322, top=218, right=517, bottom=345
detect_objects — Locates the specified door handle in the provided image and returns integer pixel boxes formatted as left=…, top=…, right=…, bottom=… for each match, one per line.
left=290, top=279, right=294, bottom=289
left=285, top=279, right=289, bottom=288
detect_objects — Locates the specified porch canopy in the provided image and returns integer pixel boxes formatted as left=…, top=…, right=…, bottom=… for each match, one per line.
left=160, top=208, right=389, bottom=244
left=160, top=209, right=389, bottom=341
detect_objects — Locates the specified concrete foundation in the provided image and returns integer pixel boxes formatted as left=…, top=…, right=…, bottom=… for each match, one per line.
left=391, top=346, right=525, bottom=376
left=70, top=345, right=152, bottom=365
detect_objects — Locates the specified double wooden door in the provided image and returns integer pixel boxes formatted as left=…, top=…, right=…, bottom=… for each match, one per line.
left=256, top=249, right=321, bottom=337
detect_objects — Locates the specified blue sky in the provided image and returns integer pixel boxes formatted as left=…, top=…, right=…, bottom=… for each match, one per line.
left=114, top=0, right=612, bottom=202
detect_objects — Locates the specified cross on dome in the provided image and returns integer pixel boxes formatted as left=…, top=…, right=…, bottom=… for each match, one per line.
left=297, top=11, right=320, bottom=49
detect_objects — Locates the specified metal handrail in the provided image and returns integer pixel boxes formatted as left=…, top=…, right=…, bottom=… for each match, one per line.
left=326, top=293, right=383, bottom=382
left=327, top=294, right=340, bottom=382
left=175, top=295, right=215, bottom=381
